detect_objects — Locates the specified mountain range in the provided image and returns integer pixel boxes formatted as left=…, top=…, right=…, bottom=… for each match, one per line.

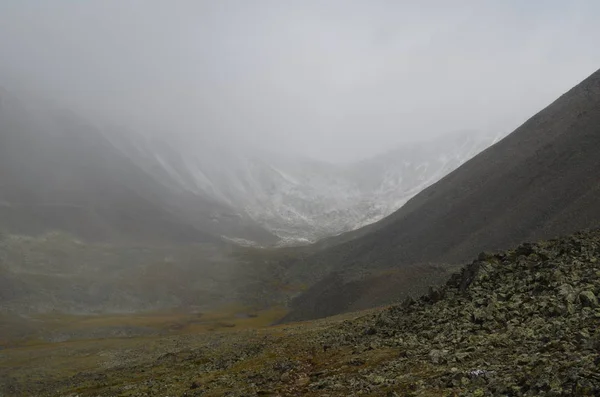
left=105, top=128, right=500, bottom=244
left=3, top=67, right=599, bottom=327
left=0, top=87, right=499, bottom=246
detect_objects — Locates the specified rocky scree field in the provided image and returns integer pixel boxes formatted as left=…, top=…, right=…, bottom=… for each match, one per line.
left=2, top=229, right=600, bottom=396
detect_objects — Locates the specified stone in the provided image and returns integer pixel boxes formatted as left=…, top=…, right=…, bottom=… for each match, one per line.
left=295, top=375, right=310, bottom=387
left=429, top=349, right=448, bottom=364
left=473, top=388, right=485, bottom=397
left=364, top=327, right=377, bottom=336
left=579, top=290, right=598, bottom=307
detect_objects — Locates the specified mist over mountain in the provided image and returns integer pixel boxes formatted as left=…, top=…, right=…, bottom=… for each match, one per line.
left=0, top=88, right=500, bottom=247
left=0, top=89, right=276, bottom=245
left=107, top=126, right=500, bottom=244
left=0, top=84, right=504, bottom=321
left=2, top=2, right=599, bottom=164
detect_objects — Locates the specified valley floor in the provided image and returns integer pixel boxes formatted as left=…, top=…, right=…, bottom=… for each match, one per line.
left=5, top=308, right=395, bottom=397
left=2, top=230, right=600, bottom=396
left=1, top=308, right=377, bottom=397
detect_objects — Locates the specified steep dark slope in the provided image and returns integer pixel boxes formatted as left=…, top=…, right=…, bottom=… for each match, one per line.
left=284, top=67, right=600, bottom=321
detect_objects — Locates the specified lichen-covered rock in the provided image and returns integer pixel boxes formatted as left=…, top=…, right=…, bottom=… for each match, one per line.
left=428, top=349, right=448, bottom=364
left=579, top=290, right=598, bottom=308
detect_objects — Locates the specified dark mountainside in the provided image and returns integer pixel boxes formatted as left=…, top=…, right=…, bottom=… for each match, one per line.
left=0, top=90, right=276, bottom=244
left=5, top=229, right=599, bottom=396
left=282, top=68, right=600, bottom=322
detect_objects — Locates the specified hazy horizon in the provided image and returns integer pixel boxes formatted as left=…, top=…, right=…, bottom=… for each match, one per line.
left=1, top=1, right=599, bottom=162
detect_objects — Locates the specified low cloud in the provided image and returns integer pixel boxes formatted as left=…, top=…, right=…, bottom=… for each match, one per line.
left=1, top=1, right=599, bottom=161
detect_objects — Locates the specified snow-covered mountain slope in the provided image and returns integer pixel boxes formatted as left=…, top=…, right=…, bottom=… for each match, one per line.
left=346, top=131, right=503, bottom=229
left=103, top=129, right=502, bottom=245
left=0, top=87, right=502, bottom=246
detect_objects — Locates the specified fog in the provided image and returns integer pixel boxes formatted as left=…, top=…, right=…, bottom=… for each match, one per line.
left=1, top=1, right=599, bottom=162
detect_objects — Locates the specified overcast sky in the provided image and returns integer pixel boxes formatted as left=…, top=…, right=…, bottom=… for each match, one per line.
left=1, top=1, right=599, bottom=162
